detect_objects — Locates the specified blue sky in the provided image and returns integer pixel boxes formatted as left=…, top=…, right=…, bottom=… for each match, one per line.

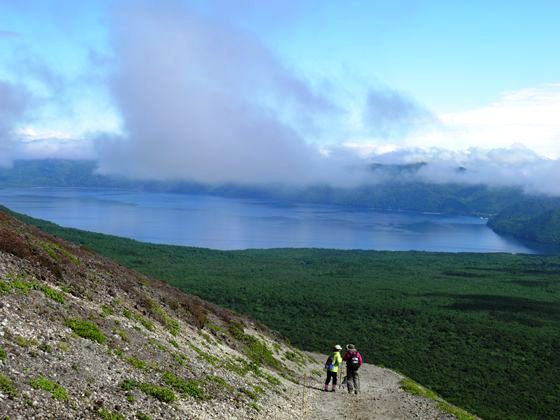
left=1, top=0, right=560, bottom=190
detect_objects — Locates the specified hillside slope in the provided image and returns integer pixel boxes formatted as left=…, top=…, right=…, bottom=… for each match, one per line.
left=0, top=209, right=314, bottom=419
left=488, top=197, right=560, bottom=245
left=0, top=209, right=462, bottom=419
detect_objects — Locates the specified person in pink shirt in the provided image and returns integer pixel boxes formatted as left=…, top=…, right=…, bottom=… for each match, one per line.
left=342, top=343, right=362, bottom=394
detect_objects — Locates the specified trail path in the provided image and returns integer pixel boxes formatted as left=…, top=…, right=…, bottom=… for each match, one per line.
left=301, top=357, right=456, bottom=420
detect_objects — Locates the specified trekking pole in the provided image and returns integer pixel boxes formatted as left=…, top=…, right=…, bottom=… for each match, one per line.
left=302, top=373, right=307, bottom=419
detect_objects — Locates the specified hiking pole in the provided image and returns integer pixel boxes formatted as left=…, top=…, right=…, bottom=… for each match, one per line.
left=302, top=373, right=307, bottom=419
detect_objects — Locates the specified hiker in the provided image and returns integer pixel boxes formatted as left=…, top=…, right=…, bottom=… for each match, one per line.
left=342, top=344, right=362, bottom=394
left=324, top=344, right=343, bottom=392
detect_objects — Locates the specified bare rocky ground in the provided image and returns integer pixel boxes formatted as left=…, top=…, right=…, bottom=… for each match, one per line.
left=0, top=209, right=463, bottom=419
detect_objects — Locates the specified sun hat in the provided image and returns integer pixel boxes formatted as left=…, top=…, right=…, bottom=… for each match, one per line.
left=334, top=344, right=342, bottom=351
left=346, top=344, right=356, bottom=350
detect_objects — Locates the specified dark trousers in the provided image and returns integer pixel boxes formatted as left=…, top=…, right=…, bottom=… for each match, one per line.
left=325, top=370, right=338, bottom=385
left=346, top=369, right=360, bottom=393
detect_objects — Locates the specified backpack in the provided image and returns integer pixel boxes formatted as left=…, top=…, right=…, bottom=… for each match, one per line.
left=325, top=354, right=334, bottom=371
left=348, top=352, right=360, bottom=371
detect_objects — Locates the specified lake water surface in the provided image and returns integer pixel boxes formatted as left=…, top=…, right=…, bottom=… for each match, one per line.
left=0, top=187, right=544, bottom=253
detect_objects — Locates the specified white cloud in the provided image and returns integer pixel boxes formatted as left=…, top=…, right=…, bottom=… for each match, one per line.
left=397, top=84, right=560, bottom=158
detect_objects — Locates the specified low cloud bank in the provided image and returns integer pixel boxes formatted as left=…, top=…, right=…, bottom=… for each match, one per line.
left=368, top=145, right=560, bottom=196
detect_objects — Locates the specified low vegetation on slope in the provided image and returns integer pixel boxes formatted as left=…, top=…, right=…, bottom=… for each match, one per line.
left=11, top=208, right=560, bottom=420
left=0, top=210, right=316, bottom=419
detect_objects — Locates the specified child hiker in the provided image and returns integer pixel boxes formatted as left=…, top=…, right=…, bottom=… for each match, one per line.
left=324, top=344, right=343, bottom=392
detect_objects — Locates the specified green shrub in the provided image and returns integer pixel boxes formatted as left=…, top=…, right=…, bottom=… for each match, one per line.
left=66, top=319, right=106, bottom=344
left=120, top=379, right=176, bottom=403
left=0, top=347, right=7, bottom=360
left=0, top=276, right=64, bottom=303
left=0, top=373, right=17, bottom=399
left=136, top=413, right=152, bottom=420
left=30, top=376, right=68, bottom=401
left=0, top=280, right=11, bottom=295
left=138, top=383, right=176, bottom=403
left=34, top=284, right=65, bottom=303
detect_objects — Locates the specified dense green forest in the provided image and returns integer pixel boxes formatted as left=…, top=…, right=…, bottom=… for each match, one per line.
left=6, top=207, right=560, bottom=419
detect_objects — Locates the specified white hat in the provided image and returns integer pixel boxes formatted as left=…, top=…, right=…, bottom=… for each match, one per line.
left=334, top=344, right=342, bottom=350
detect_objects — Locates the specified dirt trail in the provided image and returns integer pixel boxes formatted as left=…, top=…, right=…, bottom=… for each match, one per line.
left=301, top=359, right=456, bottom=420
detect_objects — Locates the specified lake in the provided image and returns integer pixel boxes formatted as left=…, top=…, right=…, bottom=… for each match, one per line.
left=0, top=187, right=544, bottom=253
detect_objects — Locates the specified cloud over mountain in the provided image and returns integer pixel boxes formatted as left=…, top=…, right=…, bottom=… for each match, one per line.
left=95, top=1, right=341, bottom=185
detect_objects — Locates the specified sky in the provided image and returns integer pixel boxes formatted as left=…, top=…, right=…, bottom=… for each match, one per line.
left=1, top=0, right=560, bottom=192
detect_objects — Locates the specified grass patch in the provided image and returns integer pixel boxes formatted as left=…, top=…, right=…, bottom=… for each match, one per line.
left=66, top=319, right=106, bottom=344
left=38, top=240, right=80, bottom=265
left=138, top=383, right=176, bottom=403
left=100, top=304, right=114, bottom=317
left=437, top=402, right=478, bottom=420
left=0, top=347, right=7, bottom=360
left=98, top=408, right=125, bottom=420
left=120, top=379, right=176, bottom=403
left=13, top=335, right=37, bottom=348
left=30, top=376, right=68, bottom=401
left=112, top=328, right=129, bottom=342
left=0, top=373, right=17, bottom=399
left=206, top=375, right=234, bottom=392
left=188, top=343, right=220, bottom=367
left=34, top=284, right=65, bottom=303
left=262, top=372, right=281, bottom=386
left=162, top=371, right=207, bottom=400
left=284, top=350, right=306, bottom=366
left=148, top=300, right=180, bottom=336
left=228, top=323, right=282, bottom=371
left=127, top=356, right=146, bottom=369
left=400, top=378, right=439, bottom=400
left=123, top=308, right=155, bottom=332
left=0, top=275, right=65, bottom=303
